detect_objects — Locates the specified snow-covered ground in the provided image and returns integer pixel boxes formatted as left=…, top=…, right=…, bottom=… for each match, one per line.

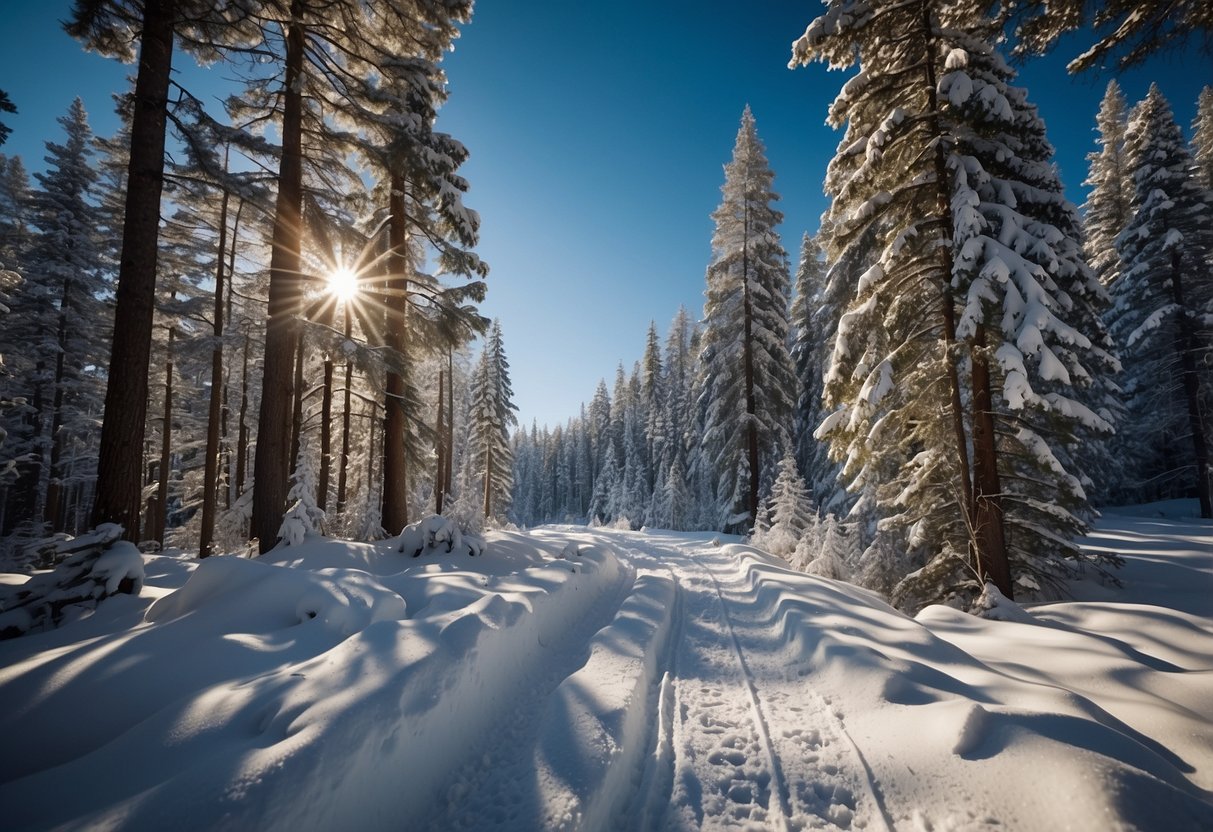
left=0, top=506, right=1210, bottom=831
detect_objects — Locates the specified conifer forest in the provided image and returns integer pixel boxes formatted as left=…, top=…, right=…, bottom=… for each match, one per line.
left=0, top=2, right=1210, bottom=830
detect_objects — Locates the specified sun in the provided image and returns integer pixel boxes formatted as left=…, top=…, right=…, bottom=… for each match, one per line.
left=326, top=266, right=360, bottom=303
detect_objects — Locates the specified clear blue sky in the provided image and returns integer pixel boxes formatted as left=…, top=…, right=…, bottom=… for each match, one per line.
left=2, top=1, right=1207, bottom=427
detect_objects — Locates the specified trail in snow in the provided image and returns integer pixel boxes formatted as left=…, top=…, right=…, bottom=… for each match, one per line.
left=4, top=510, right=1211, bottom=831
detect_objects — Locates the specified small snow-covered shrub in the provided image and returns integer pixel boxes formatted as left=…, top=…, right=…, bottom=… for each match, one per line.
left=396, top=515, right=485, bottom=558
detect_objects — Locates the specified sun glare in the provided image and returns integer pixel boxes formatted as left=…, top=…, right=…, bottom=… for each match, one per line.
left=326, top=266, right=360, bottom=302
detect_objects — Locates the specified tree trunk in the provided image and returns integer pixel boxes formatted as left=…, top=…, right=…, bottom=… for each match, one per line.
left=90, top=0, right=174, bottom=540
left=381, top=174, right=410, bottom=532
left=445, top=347, right=454, bottom=507
left=1171, top=249, right=1213, bottom=518
left=155, top=326, right=175, bottom=547
left=236, top=332, right=250, bottom=499
left=337, top=312, right=353, bottom=514
left=199, top=185, right=230, bottom=557
left=222, top=197, right=243, bottom=510
left=920, top=0, right=986, bottom=578
left=483, top=431, right=493, bottom=518
left=970, top=326, right=1012, bottom=597
left=441, top=371, right=451, bottom=514
left=318, top=356, right=334, bottom=512
left=44, top=275, right=73, bottom=533
left=252, top=1, right=305, bottom=554
left=741, top=250, right=759, bottom=530
left=289, top=330, right=305, bottom=469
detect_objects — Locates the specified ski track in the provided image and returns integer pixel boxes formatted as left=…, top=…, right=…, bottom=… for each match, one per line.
left=416, top=528, right=887, bottom=831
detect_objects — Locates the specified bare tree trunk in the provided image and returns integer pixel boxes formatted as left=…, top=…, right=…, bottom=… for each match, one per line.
left=381, top=175, right=410, bottom=532
left=317, top=357, right=334, bottom=513
left=199, top=184, right=231, bottom=557
left=970, top=325, right=1012, bottom=596
left=1172, top=250, right=1213, bottom=518
left=445, top=347, right=454, bottom=507
left=235, top=332, right=250, bottom=499
left=252, top=0, right=305, bottom=553
left=337, top=312, right=353, bottom=513
left=289, top=330, right=305, bottom=470
left=44, top=275, right=73, bottom=533
left=435, top=369, right=445, bottom=514
left=91, top=0, right=174, bottom=540
left=155, top=326, right=175, bottom=547
left=482, top=430, right=493, bottom=519
left=222, top=198, right=243, bottom=510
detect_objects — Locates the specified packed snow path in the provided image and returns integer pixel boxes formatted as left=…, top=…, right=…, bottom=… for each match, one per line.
left=2, top=512, right=1211, bottom=831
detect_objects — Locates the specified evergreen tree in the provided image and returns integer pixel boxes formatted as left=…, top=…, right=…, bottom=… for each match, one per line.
left=278, top=443, right=325, bottom=547
left=699, top=107, right=797, bottom=531
left=1193, top=86, right=1213, bottom=190
left=21, top=99, right=109, bottom=536
left=1082, top=81, right=1133, bottom=289
left=789, top=232, right=843, bottom=509
left=793, top=0, right=1118, bottom=606
left=1110, top=85, right=1213, bottom=517
left=1002, top=0, right=1212, bottom=73
left=469, top=320, right=517, bottom=521
left=763, top=448, right=816, bottom=557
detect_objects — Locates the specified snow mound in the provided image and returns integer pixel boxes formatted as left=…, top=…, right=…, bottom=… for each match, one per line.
left=536, top=572, right=677, bottom=829
left=146, top=555, right=407, bottom=636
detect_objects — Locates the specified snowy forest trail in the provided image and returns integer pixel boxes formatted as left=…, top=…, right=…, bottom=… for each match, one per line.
left=3, top=514, right=1211, bottom=832
left=420, top=528, right=887, bottom=832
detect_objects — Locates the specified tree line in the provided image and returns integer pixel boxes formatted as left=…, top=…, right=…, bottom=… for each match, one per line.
left=509, top=3, right=1213, bottom=611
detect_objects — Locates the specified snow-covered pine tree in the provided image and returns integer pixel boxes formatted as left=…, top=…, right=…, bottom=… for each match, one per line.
left=1111, top=84, right=1213, bottom=518
left=469, top=320, right=517, bottom=521
left=793, top=0, right=1117, bottom=607
left=789, top=231, right=844, bottom=511
left=1194, top=87, right=1213, bottom=190
left=1002, top=0, right=1213, bottom=73
left=1082, top=81, right=1133, bottom=289
left=762, top=447, right=816, bottom=557
left=807, top=513, right=853, bottom=581
left=641, top=321, right=665, bottom=486
left=278, top=444, right=326, bottom=546
left=25, top=99, right=110, bottom=536
left=699, top=106, right=797, bottom=531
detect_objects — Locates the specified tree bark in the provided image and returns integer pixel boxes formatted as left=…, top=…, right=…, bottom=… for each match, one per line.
left=483, top=430, right=493, bottom=518
left=337, top=311, right=353, bottom=514
left=90, top=0, right=174, bottom=540
left=318, top=356, right=334, bottom=512
left=1171, top=249, right=1213, bottom=518
left=44, top=274, right=73, bottom=533
left=435, top=369, right=445, bottom=514
left=155, top=325, right=174, bottom=547
left=252, top=2, right=306, bottom=553
left=199, top=185, right=230, bottom=557
left=970, top=326, right=1012, bottom=597
left=381, top=174, right=410, bottom=532
left=445, top=347, right=454, bottom=508
left=236, top=332, right=250, bottom=500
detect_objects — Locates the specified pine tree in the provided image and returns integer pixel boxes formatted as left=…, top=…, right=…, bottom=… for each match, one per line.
left=806, top=514, right=853, bottom=581
left=469, top=320, right=517, bottom=521
left=699, top=107, right=797, bottom=531
left=23, top=99, right=109, bottom=536
left=1111, top=85, right=1213, bottom=517
left=278, top=444, right=325, bottom=547
left=1002, top=0, right=1213, bottom=73
left=789, top=232, right=842, bottom=509
left=763, top=448, right=816, bottom=557
left=1193, top=87, right=1213, bottom=190
left=793, top=0, right=1118, bottom=606
left=1082, top=81, right=1133, bottom=288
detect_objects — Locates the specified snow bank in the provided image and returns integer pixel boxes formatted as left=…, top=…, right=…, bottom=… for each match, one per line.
left=535, top=572, right=677, bottom=829
left=0, top=538, right=629, bottom=832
